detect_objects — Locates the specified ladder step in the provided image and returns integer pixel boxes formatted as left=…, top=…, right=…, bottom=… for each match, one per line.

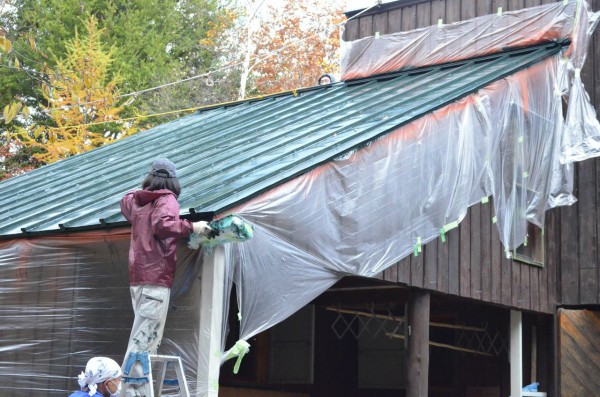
left=148, top=354, right=190, bottom=397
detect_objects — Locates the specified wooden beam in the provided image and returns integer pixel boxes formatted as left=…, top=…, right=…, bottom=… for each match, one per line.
left=325, top=306, right=487, bottom=331
left=406, top=289, right=430, bottom=397
left=386, top=332, right=494, bottom=357
left=510, top=310, right=523, bottom=397
left=196, top=246, right=226, bottom=397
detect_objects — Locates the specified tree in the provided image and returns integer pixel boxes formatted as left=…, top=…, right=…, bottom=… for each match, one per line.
left=33, top=16, right=133, bottom=163
left=252, top=0, right=344, bottom=94
left=226, top=0, right=345, bottom=99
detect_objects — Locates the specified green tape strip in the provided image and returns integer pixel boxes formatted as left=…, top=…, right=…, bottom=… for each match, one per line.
left=417, top=236, right=422, bottom=252
left=523, top=171, right=529, bottom=178
left=481, top=196, right=489, bottom=204
left=440, top=228, right=446, bottom=243
left=232, top=340, right=250, bottom=374
left=414, top=244, right=419, bottom=257
left=443, top=221, right=459, bottom=232
left=237, top=312, right=242, bottom=321
left=497, top=6, right=502, bottom=16
left=492, top=216, right=497, bottom=224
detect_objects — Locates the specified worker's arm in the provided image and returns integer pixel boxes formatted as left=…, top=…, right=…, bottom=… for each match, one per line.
left=120, top=191, right=136, bottom=223
left=151, top=195, right=193, bottom=239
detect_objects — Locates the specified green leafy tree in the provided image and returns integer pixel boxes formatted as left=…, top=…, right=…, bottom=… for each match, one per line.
left=34, top=16, right=135, bottom=163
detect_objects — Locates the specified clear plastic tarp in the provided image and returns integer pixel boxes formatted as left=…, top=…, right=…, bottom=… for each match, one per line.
left=0, top=229, right=234, bottom=396
left=1, top=1, right=600, bottom=395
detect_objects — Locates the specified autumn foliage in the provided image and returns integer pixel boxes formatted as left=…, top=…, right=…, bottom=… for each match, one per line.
left=250, top=0, right=345, bottom=95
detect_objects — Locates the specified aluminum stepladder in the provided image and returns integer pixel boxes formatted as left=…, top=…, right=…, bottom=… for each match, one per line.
left=148, top=354, right=190, bottom=397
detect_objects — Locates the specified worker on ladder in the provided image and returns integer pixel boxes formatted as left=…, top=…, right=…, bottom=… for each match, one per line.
left=120, top=158, right=216, bottom=397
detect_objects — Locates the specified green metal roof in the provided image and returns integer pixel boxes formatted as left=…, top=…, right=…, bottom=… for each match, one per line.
left=0, top=42, right=565, bottom=238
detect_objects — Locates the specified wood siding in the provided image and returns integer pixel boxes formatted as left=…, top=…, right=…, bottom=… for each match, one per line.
left=347, top=0, right=600, bottom=310
left=558, top=309, right=600, bottom=396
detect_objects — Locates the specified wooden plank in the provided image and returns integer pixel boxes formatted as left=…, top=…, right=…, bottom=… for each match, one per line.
left=475, top=0, right=492, bottom=16
left=401, top=4, right=417, bottom=31
left=448, top=221, right=460, bottom=295
left=507, top=0, right=525, bottom=11
left=406, top=290, right=430, bottom=397
left=438, top=228, right=451, bottom=293
left=424, top=238, right=438, bottom=290
left=430, top=0, right=446, bottom=26
left=580, top=267, right=598, bottom=304
left=398, top=255, right=411, bottom=285
left=411, top=248, right=425, bottom=288
left=493, top=0, right=510, bottom=13
left=344, top=19, right=360, bottom=42
left=480, top=200, right=492, bottom=302
left=416, top=2, right=432, bottom=29
left=520, top=263, right=531, bottom=310
left=387, top=8, right=403, bottom=33
left=445, top=0, right=461, bottom=24
left=524, top=0, right=541, bottom=8
left=373, top=12, right=389, bottom=36
left=511, top=258, right=521, bottom=308
left=383, top=262, right=399, bottom=284
left=545, top=209, right=558, bottom=311
left=471, top=204, right=482, bottom=300
left=460, top=0, right=477, bottom=20
left=358, top=15, right=374, bottom=39
left=560, top=166, right=580, bottom=304
left=491, top=199, right=503, bottom=304
left=578, top=157, right=598, bottom=304
left=501, top=245, right=513, bottom=306
left=460, top=211, right=472, bottom=298
left=559, top=309, right=600, bottom=397
left=530, top=266, right=540, bottom=312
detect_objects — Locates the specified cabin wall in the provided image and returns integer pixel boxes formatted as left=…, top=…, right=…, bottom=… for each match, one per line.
left=344, top=0, right=600, bottom=309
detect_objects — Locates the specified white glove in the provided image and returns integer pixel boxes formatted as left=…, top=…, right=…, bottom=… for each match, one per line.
left=192, top=221, right=212, bottom=236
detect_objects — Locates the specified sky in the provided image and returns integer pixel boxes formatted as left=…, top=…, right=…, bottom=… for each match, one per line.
left=343, top=0, right=396, bottom=13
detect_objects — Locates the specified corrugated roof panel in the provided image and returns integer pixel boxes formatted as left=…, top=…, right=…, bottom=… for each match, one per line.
left=0, top=42, right=565, bottom=238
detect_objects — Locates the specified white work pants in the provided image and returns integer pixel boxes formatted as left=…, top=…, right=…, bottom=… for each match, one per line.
left=122, top=285, right=170, bottom=397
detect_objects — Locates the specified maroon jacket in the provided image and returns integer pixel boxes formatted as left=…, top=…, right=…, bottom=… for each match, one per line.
left=120, top=189, right=193, bottom=288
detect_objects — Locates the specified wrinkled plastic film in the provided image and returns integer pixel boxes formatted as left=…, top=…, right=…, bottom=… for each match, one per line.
left=341, top=1, right=581, bottom=80
left=341, top=1, right=600, bottom=164
left=0, top=229, right=233, bottom=396
left=225, top=54, right=577, bottom=346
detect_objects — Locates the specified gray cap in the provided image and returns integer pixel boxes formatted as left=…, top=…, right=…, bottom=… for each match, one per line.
left=151, top=158, right=177, bottom=178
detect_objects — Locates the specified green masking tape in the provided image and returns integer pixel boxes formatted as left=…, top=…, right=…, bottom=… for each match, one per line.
left=232, top=340, right=250, bottom=374
left=414, top=244, right=419, bottom=257
left=440, top=228, right=446, bottom=243
left=443, top=221, right=459, bottom=232
left=492, top=216, right=497, bottom=224
left=481, top=196, right=489, bottom=204
left=417, top=236, right=422, bottom=252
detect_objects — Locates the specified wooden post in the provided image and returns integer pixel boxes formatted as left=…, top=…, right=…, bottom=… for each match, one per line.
left=196, top=246, right=226, bottom=397
left=510, top=310, right=523, bottom=397
left=406, top=289, right=430, bottom=397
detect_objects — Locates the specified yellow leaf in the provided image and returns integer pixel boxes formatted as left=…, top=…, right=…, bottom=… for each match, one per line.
left=28, top=34, right=37, bottom=52
left=14, top=57, right=20, bottom=69
left=4, top=102, right=23, bottom=124
left=22, top=106, right=30, bottom=118
left=0, top=36, right=11, bottom=53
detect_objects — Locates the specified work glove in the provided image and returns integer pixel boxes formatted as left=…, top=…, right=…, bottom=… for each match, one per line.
left=192, top=221, right=219, bottom=239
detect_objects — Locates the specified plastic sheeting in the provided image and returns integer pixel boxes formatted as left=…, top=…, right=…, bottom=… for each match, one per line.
left=221, top=0, right=600, bottom=367
left=0, top=228, right=233, bottom=396
left=2, top=2, right=600, bottom=395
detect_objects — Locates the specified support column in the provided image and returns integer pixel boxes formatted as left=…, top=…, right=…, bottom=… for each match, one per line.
left=510, top=310, right=523, bottom=397
left=406, top=289, right=430, bottom=397
left=196, top=246, right=226, bottom=397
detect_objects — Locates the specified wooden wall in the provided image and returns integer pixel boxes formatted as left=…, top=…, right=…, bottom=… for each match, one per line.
left=558, top=308, right=600, bottom=396
left=344, top=0, right=600, bottom=310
